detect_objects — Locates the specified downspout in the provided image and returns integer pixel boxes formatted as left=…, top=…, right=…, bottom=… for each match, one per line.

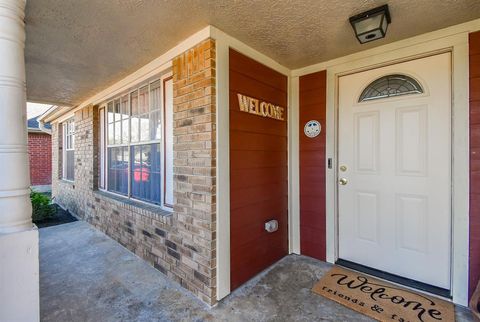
left=37, top=105, right=56, bottom=135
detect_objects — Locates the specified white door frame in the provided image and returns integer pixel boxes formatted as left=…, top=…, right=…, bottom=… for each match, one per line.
left=324, top=34, right=469, bottom=305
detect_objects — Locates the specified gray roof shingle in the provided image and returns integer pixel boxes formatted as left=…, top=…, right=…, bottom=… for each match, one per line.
left=28, top=116, right=51, bottom=130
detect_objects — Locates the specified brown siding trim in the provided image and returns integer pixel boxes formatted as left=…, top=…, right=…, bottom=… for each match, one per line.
left=299, top=70, right=327, bottom=261
left=229, top=49, right=288, bottom=291
left=470, top=31, right=480, bottom=300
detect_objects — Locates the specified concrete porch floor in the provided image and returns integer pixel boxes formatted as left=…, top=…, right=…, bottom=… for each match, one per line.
left=40, top=221, right=474, bottom=322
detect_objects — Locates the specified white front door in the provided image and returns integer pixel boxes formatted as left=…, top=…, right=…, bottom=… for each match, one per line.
left=338, top=53, right=452, bottom=290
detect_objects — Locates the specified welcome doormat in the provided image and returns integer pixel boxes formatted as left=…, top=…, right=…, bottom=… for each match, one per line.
left=312, top=266, right=454, bottom=322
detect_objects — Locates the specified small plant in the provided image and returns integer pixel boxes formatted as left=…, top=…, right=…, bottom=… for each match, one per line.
left=30, top=190, right=57, bottom=221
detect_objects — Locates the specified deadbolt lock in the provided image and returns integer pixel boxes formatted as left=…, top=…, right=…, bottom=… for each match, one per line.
left=340, top=165, right=347, bottom=172
left=339, top=178, right=348, bottom=185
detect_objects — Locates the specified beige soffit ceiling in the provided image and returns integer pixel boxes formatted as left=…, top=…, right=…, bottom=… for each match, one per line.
left=25, top=0, right=480, bottom=107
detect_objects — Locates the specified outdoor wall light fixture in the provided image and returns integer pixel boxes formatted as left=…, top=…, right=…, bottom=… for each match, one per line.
left=349, top=4, right=391, bottom=44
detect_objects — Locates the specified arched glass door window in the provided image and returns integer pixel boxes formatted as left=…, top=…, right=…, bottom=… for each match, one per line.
left=358, top=74, right=423, bottom=102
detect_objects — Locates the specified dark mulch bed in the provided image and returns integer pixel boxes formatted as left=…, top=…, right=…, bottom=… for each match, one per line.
left=34, top=204, right=77, bottom=228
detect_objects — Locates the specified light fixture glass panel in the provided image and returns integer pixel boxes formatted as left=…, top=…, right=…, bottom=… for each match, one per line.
left=354, top=13, right=383, bottom=34
left=358, top=29, right=383, bottom=43
left=350, top=5, right=390, bottom=44
left=381, top=14, right=388, bottom=33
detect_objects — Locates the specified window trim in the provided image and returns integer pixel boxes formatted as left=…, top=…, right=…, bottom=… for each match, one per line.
left=100, top=72, right=173, bottom=210
left=99, top=107, right=106, bottom=189
left=163, top=75, right=174, bottom=208
left=62, top=117, right=75, bottom=181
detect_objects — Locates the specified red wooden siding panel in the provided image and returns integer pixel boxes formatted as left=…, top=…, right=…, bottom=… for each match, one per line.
left=230, top=109, right=286, bottom=136
left=230, top=71, right=287, bottom=106
left=230, top=182, right=288, bottom=210
left=229, top=50, right=287, bottom=92
left=230, top=150, right=288, bottom=170
left=229, top=49, right=288, bottom=291
left=470, top=31, right=480, bottom=300
left=299, top=70, right=327, bottom=261
left=230, top=168, right=288, bottom=189
left=230, top=131, right=287, bottom=152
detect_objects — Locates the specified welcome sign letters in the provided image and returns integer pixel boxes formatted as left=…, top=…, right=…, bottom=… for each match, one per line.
left=237, top=93, right=285, bottom=121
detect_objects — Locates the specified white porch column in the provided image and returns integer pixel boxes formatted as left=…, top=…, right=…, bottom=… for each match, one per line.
left=0, top=0, right=31, bottom=233
left=0, top=0, right=40, bottom=321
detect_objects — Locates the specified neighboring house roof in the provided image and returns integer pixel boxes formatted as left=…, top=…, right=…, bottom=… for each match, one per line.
left=27, top=116, right=51, bottom=133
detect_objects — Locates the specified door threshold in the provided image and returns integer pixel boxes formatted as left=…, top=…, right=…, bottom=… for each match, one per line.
left=335, top=259, right=451, bottom=299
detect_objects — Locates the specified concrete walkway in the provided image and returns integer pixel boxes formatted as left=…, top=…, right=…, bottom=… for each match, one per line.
left=40, top=221, right=474, bottom=322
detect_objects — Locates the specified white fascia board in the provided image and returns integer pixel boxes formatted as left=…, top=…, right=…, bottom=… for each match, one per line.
left=27, top=128, right=50, bottom=134
left=42, top=106, right=75, bottom=124
left=37, top=105, right=66, bottom=123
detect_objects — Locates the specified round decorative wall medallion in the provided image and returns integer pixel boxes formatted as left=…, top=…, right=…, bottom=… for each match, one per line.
left=304, top=120, right=321, bottom=138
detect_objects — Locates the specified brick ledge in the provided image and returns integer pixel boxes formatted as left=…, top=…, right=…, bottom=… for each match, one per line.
left=93, top=190, right=173, bottom=225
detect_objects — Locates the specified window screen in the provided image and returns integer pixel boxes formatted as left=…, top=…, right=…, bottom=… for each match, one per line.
left=103, top=75, right=172, bottom=207
left=131, top=143, right=161, bottom=204
left=63, top=118, right=75, bottom=181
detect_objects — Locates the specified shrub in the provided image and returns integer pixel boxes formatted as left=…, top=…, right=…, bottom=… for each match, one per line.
left=30, top=190, right=56, bottom=221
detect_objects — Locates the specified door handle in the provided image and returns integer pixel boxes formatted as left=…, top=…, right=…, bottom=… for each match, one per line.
left=339, top=178, right=348, bottom=185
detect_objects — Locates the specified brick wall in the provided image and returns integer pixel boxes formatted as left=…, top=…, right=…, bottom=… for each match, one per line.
left=51, top=39, right=217, bottom=304
left=28, top=132, right=52, bottom=186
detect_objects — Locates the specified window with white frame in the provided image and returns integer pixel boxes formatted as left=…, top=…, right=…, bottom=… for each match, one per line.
left=62, top=118, right=75, bottom=181
left=101, top=74, right=174, bottom=208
